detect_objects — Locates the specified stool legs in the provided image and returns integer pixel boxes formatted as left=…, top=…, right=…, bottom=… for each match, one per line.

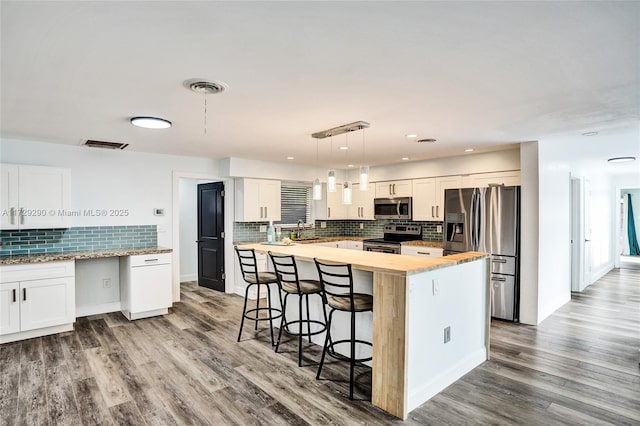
left=350, top=311, right=356, bottom=400
left=316, top=309, right=334, bottom=380
left=238, top=282, right=280, bottom=346
left=237, top=284, right=252, bottom=342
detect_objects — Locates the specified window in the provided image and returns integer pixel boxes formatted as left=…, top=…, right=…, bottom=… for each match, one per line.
left=276, top=184, right=312, bottom=226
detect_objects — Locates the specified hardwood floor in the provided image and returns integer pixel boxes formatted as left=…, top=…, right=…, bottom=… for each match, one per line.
left=1, top=267, right=638, bottom=425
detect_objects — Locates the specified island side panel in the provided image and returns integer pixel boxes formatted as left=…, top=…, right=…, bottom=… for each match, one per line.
left=372, top=271, right=409, bottom=419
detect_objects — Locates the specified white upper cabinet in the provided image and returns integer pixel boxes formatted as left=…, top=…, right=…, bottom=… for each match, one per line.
left=348, top=183, right=375, bottom=220
left=412, top=176, right=462, bottom=221
left=375, top=180, right=412, bottom=198
left=461, top=171, right=521, bottom=188
left=1, top=164, right=71, bottom=230
left=326, top=187, right=348, bottom=220
left=235, top=178, right=281, bottom=222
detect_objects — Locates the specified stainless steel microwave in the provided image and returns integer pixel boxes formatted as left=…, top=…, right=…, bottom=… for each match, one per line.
left=373, top=197, right=412, bottom=220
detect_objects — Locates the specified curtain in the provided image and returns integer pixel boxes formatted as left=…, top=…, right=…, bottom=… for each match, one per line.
left=628, top=194, right=640, bottom=255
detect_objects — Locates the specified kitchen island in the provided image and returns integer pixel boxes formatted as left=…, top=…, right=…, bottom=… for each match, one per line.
left=238, top=243, right=490, bottom=419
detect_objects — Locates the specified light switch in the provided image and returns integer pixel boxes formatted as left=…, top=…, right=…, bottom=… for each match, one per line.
left=259, top=225, right=267, bottom=232
left=436, top=225, right=443, bottom=233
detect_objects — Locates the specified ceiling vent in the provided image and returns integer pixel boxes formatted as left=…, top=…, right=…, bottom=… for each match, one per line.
left=184, top=78, right=228, bottom=94
left=83, top=139, right=129, bottom=150
left=416, top=138, right=437, bottom=143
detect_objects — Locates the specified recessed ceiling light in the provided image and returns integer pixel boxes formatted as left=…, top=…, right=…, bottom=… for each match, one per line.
left=401, top=157, right=410, bottom=161
left=339, top=146, right=349, bottom=150
left=406, top=134, right=418, bottom=138
left=130, top=116, right=172, bottom=129
left=608, top=156, right=636, bottom=163
left=465, top=148, right=474, bottom=152
left=286, top=156, right=295, bottom=160
left=582, top=131, right=598, bottom=137
left=347, top=164, right=355, bottom=168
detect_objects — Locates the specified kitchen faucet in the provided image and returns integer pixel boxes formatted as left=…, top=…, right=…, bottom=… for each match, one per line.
left=296, top=220, right=304, bottom=239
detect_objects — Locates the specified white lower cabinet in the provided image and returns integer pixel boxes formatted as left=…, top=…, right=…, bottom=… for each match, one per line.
left=120, top=253, right=172, bottom=320
left=401, top=245, right=443, bottom=258
left=0, top=261, right=75, bottom=343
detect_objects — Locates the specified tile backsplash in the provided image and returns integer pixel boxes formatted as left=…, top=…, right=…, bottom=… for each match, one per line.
left=0, top=225, right=157, bottom=256
left=233, top=220, right=443, bottom=243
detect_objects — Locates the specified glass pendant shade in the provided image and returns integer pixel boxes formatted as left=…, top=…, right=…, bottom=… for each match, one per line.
left=342, top=181, right=352, bottom=205
left=359, top=165, right=369, bottom=190
left=313, top=178, right=322, bottom=200
left=327, top=169, right=337, bottom=192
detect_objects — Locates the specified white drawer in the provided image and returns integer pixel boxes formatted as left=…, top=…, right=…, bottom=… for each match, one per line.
left=401, top=246, right=443, bottom=258
left=0, top=260, right=75, bottom=283
left=129, top=253, right=172, bottom=267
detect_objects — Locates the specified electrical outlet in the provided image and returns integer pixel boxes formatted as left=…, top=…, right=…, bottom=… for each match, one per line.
left=359, top=223, right=364, bottom=230
left=432, top=279, right=440, bottom=295
left=102, top=278, right=112, bottom=289
left=436, top=224, right=443, bottom=233
left=444, top=326, right=451, bottom=343
left=321, top=221, right=327, bottom=229
left=259, top=225, right=267, bottom=232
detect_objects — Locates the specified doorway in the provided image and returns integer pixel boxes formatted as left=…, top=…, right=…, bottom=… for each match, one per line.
left=619, top=188, right=640, bottom=270
left=197, top=182, right=225, bottom=291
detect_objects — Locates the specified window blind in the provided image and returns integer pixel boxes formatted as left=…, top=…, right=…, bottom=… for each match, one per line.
left=277, top=184, right=312, bottom=225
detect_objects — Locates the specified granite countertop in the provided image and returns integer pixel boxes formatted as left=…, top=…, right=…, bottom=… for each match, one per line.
left=401, top=240, right=443, bottom=248
left=0, top=246, right=173, bottom=265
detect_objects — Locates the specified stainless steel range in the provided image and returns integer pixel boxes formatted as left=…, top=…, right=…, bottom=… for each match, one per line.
left=363, top=224, right=422, bottom=254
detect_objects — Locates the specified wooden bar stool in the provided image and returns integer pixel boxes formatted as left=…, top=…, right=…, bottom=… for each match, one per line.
left=314, top=258, right=373, bottom=400
left=235, top=246, right=282, bottom=346
left=268, top=252, right=328, bottom=367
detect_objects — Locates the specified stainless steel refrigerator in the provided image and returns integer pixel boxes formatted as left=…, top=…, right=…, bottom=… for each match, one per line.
left=443, top=186, right=520, bottom=322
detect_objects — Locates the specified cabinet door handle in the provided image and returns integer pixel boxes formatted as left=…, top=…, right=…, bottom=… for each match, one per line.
left=10, top=207, right=15, bottom=225
left=328, top=207, right=331, bottom=218
left=145, top=258, right=159, bottom=263
left=392, top=184, right=396, bottom=195
left=436, top=205, right=439, bottom=218
left=20, top=207, right=25, bottom=225
left=23, top=288, right=27, bottom=301
left=417, top=251, right=432, bottom=256
left=12, top=288, right=16, bottom=302
left=260, top=206, right=264, bottom=218
left=265, top=206, right=268, bottom=217
left=431, top=206, right=435, bottom=218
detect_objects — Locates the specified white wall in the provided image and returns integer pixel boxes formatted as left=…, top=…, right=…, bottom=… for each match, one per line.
left=1, top=138, right=219, bottom=248
left=519, top=142, right=539, bottom=325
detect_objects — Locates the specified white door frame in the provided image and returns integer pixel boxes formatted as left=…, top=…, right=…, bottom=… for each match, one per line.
left=570, top=177, right=583, bottom=292
left=171, top=171, right=235, bottom=302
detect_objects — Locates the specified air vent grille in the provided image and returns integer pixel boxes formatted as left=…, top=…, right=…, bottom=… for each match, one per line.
left=416, top=138, right=437, bottom=143
left=84, top=140, right=129, bottom=150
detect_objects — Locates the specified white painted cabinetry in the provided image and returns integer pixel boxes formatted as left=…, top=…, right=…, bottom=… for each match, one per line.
left=1, top=164, right=71, bottom=229
left=412, top=176, right=461, bottom=221
left=401, top=245, right=443, bottom=257
left=326, top=188, right=348, bottom=220
left=348, top=184, right=375, bottom=220
left=235, top=178, right=282, bottom=222
left=461, top=171, right=521, bottom=188
left=375, top=180, right=412, bottom=198
left=312, top=240, right=362, bottom=250
left=120, top=253, right=172, bottom=320
left=0, top=260, right=75, bottom=343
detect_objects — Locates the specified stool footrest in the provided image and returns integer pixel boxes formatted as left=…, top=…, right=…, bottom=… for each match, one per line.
left=326, top=339, right=373, bottom=363
left=281, top=319, right=327, bottom=337
left=243, top=307, right=283, bottom=322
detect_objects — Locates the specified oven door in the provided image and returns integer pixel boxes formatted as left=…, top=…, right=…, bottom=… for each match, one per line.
left=363, top=243, right=400, bottom=254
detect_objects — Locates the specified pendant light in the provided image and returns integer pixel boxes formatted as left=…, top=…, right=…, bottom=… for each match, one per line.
left=327, top=134, right=337, bottom=192
left=342, top=132, right=352, bottom=205
left=313, top=138, right=322, bottom=200
left=359, top=128, right=369, bottom=190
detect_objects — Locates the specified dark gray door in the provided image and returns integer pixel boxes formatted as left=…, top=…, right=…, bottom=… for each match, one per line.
left=197, top=182, right=225, bottom=291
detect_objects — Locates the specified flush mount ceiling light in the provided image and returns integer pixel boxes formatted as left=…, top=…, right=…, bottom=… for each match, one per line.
left=184, top=78, right=228, bottom=135
left=401, top=157, right=410, bottom=161
left=339, top=146, right=349, bottom=150
left=286, top=156, right=295, bottom=160
left=582, top=131, right=599, bottom=137
left=465, top=148, right=474, bottom=152
left=607, top=156, right=636, bottom=163
left=130, top=116, right=172, bottom=129
left=406, top=134, right=418, bottom=139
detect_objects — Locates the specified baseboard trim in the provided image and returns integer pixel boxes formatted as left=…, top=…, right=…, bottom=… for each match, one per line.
left=180, top=273, right=198, bottom=283
left=76, top=301, right=122, bottom=317
left=0, top=323, right=74, bottom=344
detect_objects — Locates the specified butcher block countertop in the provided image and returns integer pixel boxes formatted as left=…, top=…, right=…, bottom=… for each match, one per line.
left=238, top=242, right=486, bottom=276
left=0, top=246, right=173, bottom=265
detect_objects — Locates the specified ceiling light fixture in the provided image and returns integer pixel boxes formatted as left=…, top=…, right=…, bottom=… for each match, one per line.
left=582, top=131, right=599, bottom=137
left=327, top=134, right=336, bottom=192
left=607, top=156, right=636, bottom=163
left=401, top=157, right=410, bottom=161
left=342, top=132, right=352, bottom=205
left=130, top=116, right=172, bottom=129
left=184, top=78, right=228, bottom=135
left=347, top=164, right=355, bottom=168
left=465, top=148, right=474, bottom=152
left=359, top=128, right=369, bottom=191
left=339, top=146, right=349, bottom=150
left=416, top=138, right=436, bottom=143
left=286, top=156, right=295, bottom=160
left=313, top=138, right=322, bottom=201
left=406, top=134, right=418, bottom=138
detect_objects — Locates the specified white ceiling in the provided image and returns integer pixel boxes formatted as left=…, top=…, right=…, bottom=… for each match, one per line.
left=1, top=1, right=639, bottom=168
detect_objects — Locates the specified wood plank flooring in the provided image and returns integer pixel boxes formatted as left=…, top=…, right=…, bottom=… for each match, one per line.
left=1, top=267, right=638, bottom=425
